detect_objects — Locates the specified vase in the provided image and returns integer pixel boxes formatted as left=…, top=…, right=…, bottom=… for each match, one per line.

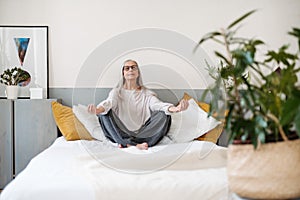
left=227, top=139, right=300, bottom=199
left=6, top=85, right=19, bottom=99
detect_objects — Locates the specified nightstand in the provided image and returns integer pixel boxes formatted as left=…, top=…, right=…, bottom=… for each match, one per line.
left=0, top=99, right=58, bottom=189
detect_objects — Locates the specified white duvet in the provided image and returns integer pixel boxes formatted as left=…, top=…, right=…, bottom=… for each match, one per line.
left=0, top=137, right=231, bottom=200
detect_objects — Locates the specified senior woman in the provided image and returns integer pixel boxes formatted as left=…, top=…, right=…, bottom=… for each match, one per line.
left=88, top=59, right=188, bottom=150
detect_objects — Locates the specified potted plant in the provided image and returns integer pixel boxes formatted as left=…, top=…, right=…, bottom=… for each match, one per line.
left=196, top=10, right=300, bottom=199
left=0, top=67, right=31, bottom=99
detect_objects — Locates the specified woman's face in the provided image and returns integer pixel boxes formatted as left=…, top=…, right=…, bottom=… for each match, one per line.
left=123, top=61, right=139, bottom=81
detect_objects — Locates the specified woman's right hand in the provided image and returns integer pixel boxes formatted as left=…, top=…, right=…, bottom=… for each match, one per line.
left=87, top=104, right=96, bottom=114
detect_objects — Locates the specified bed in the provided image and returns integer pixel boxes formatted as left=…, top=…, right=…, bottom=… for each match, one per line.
left=0, top=97, right=233, bottom=200
left=0, top=137, right=231, bottom=200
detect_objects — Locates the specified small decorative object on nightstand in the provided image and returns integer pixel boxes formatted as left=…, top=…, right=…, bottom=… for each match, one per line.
left=0, top=67, right=31, bottom=99
left=5, top=85, right=19, bottom=99
left=29, top=88, right=43, bottom=99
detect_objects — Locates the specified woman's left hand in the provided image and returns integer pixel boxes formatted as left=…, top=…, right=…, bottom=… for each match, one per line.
left=169, top=99, right=189, bottom=113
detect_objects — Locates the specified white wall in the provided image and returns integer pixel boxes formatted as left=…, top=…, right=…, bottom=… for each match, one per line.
left=0, top=0, right=300, bottom=88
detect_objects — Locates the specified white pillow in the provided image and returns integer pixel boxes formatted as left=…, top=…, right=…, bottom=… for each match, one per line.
left=167, top=99, right=221, bottom=143
left=72, top=104, right=106, bottom=141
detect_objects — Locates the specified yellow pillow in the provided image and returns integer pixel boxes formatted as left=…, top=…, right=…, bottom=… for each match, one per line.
left=182, top=92, right=210, bottom=112
left=181, top=93, right=226, bottom=143
left=198, top=123, right=224, bottom=143
left=51, top=101, right=93, bottom=141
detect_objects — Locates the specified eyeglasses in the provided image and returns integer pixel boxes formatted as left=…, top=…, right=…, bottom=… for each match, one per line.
left=123, top=65, right=138, bottom=71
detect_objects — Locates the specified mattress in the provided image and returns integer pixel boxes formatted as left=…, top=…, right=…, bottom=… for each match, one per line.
left=0, top=137, right=232, bottom=200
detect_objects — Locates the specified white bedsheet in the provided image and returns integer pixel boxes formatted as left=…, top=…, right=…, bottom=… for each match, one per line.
left=0, top=137, right=231, bottom=200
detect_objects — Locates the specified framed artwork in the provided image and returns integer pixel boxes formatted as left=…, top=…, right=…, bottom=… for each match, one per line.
left=0, top=26, right=48, bottom=98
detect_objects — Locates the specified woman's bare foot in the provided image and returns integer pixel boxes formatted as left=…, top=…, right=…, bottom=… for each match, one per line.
left=119, top=143, right=148, bottom=150
left=136, top=142, right=148, bottom=150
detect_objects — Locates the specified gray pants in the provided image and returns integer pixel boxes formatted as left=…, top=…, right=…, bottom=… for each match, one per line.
left=98, top=110, right=171, bottom=147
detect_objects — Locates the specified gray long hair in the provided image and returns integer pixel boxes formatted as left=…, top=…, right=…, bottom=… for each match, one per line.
left=115, top=59, right=146, bottom=98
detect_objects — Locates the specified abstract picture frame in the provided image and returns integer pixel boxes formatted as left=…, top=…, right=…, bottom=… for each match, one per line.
left=0, top=26, right=48, bottom=98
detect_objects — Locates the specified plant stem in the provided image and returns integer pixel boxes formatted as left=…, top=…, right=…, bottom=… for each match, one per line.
left=266, top=113, right=288, bottom=141
left=221, top=28, right=242, bottom=111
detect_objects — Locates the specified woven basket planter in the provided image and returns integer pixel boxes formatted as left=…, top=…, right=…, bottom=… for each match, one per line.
left=227, top=139, right=300, bottom=199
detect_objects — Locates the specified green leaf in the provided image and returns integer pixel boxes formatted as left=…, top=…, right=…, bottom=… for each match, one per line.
left=227, top=9, right=257, bottom=29
left=241, top=131, right=249, bottom=142
left=280, top=98, right=299, bottom=125
left=230, top=37, right=248, bottom=44
left=214, top=51, right=231, bottom=65
left=265, top=45, right=298, bottom=65
left=226, top=104, right=235, bottom=134
left=232, top=49, right=254, bottom=65
left=240, top=91, right=255, bottom=110
left=295, top=109, right=300, bottom=138
left=292, top=87, right=300, bottom=98
left=258, top=131, right=266, bottom=143
left=198, top=31, right=222, bottom=45
left=251, top=136, right=258, bottom=148
left=255, top=115, right=268, bottom=128
left=251, top=39, right=264, bottom=46
left=288, top=27, right=300, bottom=50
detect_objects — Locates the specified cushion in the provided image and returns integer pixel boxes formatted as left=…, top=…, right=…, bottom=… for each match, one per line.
left=51, top=101, right=93, bottom=141
left=167, top=98, right=221, bottom=143
left=198, top=123, right=225, bottom=143
left=182, top=92, right=229, bottom=117
left=181, top=92, right=210, bottom=112
left=181, top=93, right=226, bottom=143
left=72, top=104, right=106, bottom=141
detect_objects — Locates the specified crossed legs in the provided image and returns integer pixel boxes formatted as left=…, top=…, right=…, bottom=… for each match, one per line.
left=98, top=110, right=171, bottom=150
